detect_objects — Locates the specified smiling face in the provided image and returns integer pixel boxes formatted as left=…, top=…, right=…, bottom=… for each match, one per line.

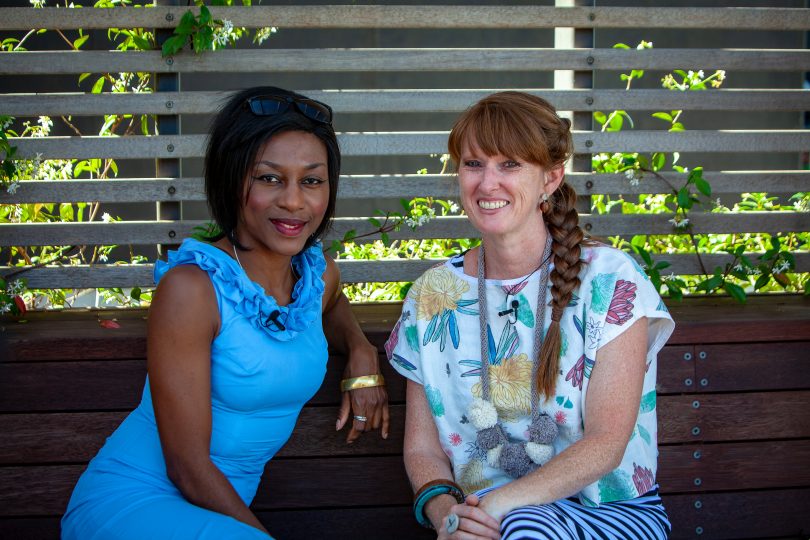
left=458, top=140, right=551, bottom=239
left=236, top=130, right=330, bottom=257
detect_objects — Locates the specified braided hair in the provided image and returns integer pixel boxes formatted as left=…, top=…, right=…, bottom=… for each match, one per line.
left=448, top=91, right=587, bottom=398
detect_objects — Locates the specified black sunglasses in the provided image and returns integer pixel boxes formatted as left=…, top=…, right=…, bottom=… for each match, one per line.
left=245, top=95, right=333, bottom=125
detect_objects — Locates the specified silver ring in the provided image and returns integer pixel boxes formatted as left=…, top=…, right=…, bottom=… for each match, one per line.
left=446, top=513, right=459, bottom=534
left=353, top=415, right=367, bottom=422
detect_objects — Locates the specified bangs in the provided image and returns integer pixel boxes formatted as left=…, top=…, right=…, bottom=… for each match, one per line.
left=448, top=92, right=563, bottom=169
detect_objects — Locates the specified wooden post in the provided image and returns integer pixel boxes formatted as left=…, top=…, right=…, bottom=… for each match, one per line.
left=555, top=0, right=595, bottom=215
left=155, top=0, right=182, bottom=257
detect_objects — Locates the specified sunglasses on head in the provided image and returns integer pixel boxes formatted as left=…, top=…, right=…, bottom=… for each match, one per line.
left=245, top=94, right=333, bottom=125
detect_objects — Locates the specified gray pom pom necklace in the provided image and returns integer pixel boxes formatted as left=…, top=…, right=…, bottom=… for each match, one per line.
left=467, top=234, right=559, bottom=479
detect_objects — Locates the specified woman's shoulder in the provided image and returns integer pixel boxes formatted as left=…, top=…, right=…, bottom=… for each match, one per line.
left=154, top=238, right=237, bottom=285
left=580, top=242, right=648, bottom=280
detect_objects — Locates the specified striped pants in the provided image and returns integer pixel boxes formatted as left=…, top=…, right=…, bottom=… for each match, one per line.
left=476, top=487, right=671, bottom=540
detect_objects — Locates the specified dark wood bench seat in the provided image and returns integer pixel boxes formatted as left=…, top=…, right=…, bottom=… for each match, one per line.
left=1, top=295, right=809, bottom=539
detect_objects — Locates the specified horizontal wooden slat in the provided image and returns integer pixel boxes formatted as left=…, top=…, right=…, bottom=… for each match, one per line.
left=660, top=391, right=810, bottom=444
left=5, top=390, right=802, bottom=465
left=657, top=439, right=810, bottom=493
left=3, top=297, right=808, bottom=355
left=3, top=170, right=809, bottom=205
left=695, top=391, right=810, bottom=441
left=0, top=486, right=807, bottom=540
left=0, top=353, right=402, bottom=412
left=3, top=252, right=809, bottom=290
left=10, top=130, right=810, bottom=160
left=2, top=6, right=809, bottom=31
left=666, top=296, right=810, bottom=345
left=0, top=406, right=406, bottom=465
left=665, top=489, right=810, bottom=540
left=0, top=509, right=429, bottom=540
left=3, top=89, right=809, bottom=116
left=3, top=212, right=806, bottom=249
left=2, top=49, right=808, bottom=76
left=0, top=360, right=146, bottom=412
left=696, top=342, right=810, bottom=392
left=3, top=440, right=808, bottom=515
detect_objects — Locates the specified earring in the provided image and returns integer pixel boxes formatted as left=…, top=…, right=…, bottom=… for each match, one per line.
left=539, top=193, right=550, bottom=214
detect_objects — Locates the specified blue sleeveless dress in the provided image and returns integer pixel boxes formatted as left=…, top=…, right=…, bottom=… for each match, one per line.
left=61, top=239, right=328, bottom=539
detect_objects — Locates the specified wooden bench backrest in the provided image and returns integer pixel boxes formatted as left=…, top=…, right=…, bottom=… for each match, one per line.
left=1, top=296, right=809, bottom=539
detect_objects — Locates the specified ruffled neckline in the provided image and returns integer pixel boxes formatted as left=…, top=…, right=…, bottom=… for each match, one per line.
left=154, top=238, right=326, bottom=341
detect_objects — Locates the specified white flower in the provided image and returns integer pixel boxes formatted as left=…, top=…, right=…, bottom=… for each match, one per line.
left=0, top=118, right=11, bottom=131
left=663, top=272, right=677, bottom=282
left=6, top=181, right=19, bottom=194
left=222, top=19, right=234, bottom=34
left=37, top=116, right=52, bottom=131
left=0, top=303, right=10, bottom=314
left=733, top=263, right=744, bottom=272
left=697, top=70, right=705, bottom=79
left=8, top=280, right=24, bottom=295
left=774, top=261, right=791, bottom=274
left=101, top=212, right=113, bottom=223
left=98, top=254, right=108, bottom=263
left=668, top=217, right=690, bottom=229
left=449, top=202, right=460, bottom=214
left=624, top=169, right=640, bottom=186
left=214, top=32, right=229, bottom=47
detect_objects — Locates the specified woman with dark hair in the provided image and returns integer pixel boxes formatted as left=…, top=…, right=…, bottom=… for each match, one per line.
left=62, top=86, right=388, bottom=539
left=386, top=92, right=674, bottom=539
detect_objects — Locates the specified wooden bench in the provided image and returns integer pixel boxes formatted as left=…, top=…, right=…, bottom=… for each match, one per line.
left=1, top=295, right=808, bottom=539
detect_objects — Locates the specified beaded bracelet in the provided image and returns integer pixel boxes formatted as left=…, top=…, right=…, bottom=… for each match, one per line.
left=412, top=479, right=465, bottom=529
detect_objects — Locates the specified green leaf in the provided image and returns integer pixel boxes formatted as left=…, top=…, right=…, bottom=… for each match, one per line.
left=613, top=43, right=630, bottom=49
left=593, top=111, right=607, bottom=125
left=78, top=72, right=92, bottom=84
left=754, top=274, right=771, bottom=291
left=91, top=77, right=106, bottom=94
left=651, top=152, right=665, bottom=171
left=73, top=34, right=89, bottom=49
left=131, top=287, right=141, bottom=301
left=665, top=282, right=683, bottom=302
left=161, top=34, right=186, bottom=56
left=695, top=177, right=711, bottom=197
left=368, top=217, right=381, bottom=228
left=608, top=113, right=623, bottom=131
left=677, top=188, right=691, bottom=209
left=651, top=112, right=672, bottom=122
left=381, top=232, right=391, bottom=246
left=669, top=123, right=685, bottom=132
left=192, top=31, right=207, bottom=53
left=199, top=5, right=212, bottom=25
left=723, top=282, right=747, bottom=304
left=132, top=35, right=152, bottom=50
left=176, top=11, right=197, bottom=35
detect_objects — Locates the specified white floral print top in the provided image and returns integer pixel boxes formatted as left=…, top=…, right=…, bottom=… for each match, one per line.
left=385, top=244, right=675, bottom=506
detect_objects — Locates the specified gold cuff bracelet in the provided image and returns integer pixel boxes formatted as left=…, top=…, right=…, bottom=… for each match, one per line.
left=340, top=374, right=385, bottom=392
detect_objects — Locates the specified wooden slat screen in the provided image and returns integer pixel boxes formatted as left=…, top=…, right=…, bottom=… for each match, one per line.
left=0, top=4, right=808, bottom=288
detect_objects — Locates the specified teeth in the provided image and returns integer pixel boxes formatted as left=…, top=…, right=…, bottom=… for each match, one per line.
left=479, top=200, right=508, bottom=210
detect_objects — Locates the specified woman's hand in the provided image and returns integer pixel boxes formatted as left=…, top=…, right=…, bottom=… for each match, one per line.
left=436, top=496, right=501, bottom=540
left=336, top=342, right=390, bottom=443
